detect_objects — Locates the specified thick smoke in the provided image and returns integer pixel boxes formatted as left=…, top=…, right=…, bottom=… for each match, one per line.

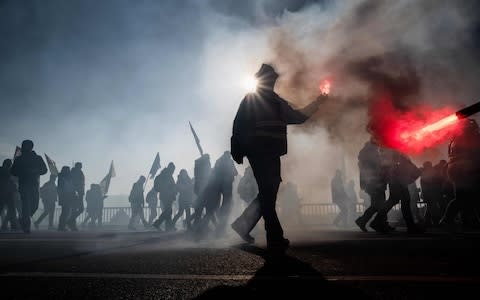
left=205, top=0, right=480, bottom=203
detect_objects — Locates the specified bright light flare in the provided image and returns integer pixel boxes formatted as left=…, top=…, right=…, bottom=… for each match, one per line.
left=369, top=97, right=463, bottom=154
left=319, top=79, right=331, bottom=95
left=243, top=76, right=258, bottom=93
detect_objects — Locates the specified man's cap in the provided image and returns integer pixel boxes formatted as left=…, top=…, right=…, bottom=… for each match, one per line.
left=21, top=140, right=34, bottom=151
left=255, top=63, right=279, bottom=80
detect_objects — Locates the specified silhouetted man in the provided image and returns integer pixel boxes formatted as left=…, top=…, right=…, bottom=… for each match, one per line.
left=355, top=140, right=388, bottom=232
left=0, top=159, right=17, bottom=231
left=420, top=161, right=442, bottom=226
left=441, top=119, right=480, bottom=229
left=69, top=162, right=85, bottom=230
left=146, top=187, right=159, bottom=225
left=230, top=63, right=324, bottom=252
left=128, top=176, right=148, bottom=230
left=153, top=163, right=177, bottom=231
left=371, top=149, right=423, bottom=234
left=213, top=151, right=238, bottom=236
left=83, top=184, right=106, bottom=228
left=192, top=154, right=211, bottom=221
left=345, top=179, right=358, bottom=224
left=10, top=140, right=47, bottom=233
left=173, top=169, right=194, bottom=230
left=331, top=170, right=349, bottom=228
left=34, top=174, right=57, bottom=230
left=58, top=166, right=76, bottom=231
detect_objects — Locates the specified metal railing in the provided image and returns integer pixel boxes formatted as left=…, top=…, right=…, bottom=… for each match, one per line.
left=29, top=202, right=427, bottom=226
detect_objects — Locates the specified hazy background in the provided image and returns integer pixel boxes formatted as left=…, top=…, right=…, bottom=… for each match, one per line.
left=1, top=0, right=480, bottom=205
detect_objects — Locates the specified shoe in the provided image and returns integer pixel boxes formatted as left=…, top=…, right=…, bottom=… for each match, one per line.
left=355, top=217, right=368, bottom=232
left=67, top=224, right=78, bottom=232
left=370, top=221, right=389, bottom=234
left=407, top=225, right=425, bottom=234
left=231, top=221, right=254, bottom=244
left=267, top=238, right=290, bottom=253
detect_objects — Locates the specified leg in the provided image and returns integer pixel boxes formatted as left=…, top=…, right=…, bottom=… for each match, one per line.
left=356, top=188, right=386, bottom=231
left=58, top=203, right=71, bottom=231
left=399, top=186, right=415, bottom=229
left=172, top=205, right=185, bottom=226
left=249, top=156, right=284, bottom=247
left=217, top=183, right=233, bottom=235
left=47, top=202, right=55, bottom=228
left=35, top=210, right=48, bottom=228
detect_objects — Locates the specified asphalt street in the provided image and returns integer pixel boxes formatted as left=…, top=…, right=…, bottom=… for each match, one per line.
left=1, top=227, right=479, bottom=299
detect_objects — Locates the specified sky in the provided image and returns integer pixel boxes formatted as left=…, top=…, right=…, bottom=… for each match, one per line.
left=1, top=0, right=480, bottom=200
left=0, top=0, right=324, bottom=195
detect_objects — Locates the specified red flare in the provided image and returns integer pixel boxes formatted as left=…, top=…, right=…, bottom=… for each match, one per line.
left=369, top=96, right=463, bottom=154
left=319, top=79, right=331, bottom=95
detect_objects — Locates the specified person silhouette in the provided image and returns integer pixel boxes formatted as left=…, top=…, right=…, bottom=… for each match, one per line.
left=230, top=63, right=326, bottom=252
left=10, top=140, right=47, bottom=233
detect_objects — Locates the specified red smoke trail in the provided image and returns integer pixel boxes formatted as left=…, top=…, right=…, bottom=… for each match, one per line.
left=368, top=95, right=462, bottom=154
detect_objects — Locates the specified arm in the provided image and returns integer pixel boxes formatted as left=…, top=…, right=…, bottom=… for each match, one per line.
left=280, top=94, right=327, bottom=125
left=37, top=156, right=48, bottom=176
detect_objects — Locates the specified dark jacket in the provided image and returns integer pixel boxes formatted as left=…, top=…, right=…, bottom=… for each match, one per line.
left=154, top=170, right=177, bottom=202
left=358, top=142, right=386, bottom=192
left=231, top=90, right=314, bottom=162
left=176, top=174, right=194, bottom=206
left=10, top=150, right=47, bottom=190
left=57, top=173, right=76, bottom=206
left=71, top=167, right=85, bottom=196
left=128, top=181, right=144, bottom=205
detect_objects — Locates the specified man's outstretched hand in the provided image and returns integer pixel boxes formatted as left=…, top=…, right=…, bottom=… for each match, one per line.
left=316, top=93, right=329, bottom=104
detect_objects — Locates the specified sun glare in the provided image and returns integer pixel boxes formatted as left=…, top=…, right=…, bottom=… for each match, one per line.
left=243, top=76, right=257, bottom=93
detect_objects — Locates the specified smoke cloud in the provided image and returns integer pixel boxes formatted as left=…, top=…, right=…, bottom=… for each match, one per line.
left=203, top=0, right=480, bottom=202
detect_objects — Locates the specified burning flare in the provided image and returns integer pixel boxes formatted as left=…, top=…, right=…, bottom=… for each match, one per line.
left=369, top=96, right=463, bottom=154
left=319, top=79, right=331, bottom=95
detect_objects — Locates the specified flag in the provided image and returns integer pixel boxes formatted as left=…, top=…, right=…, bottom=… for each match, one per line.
left=189, top=121, right=204, bottom=156
left=13, top=146, right=21, bottom=160
left=44, top=153, right=59, bottom=176
left=148, top=153, right=161, bottom=179
left=100, top=160, right=115, bottom=195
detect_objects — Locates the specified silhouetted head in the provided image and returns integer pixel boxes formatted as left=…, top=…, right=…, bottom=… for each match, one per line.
left=423, top=161, right=433, bottom=169
left=178, top=169, right=188, bottom=180
left=255, top=63, right=278, bottom=91
left=90, top=183, right=96, bottom=189
left=74, top=162, right=82, bottom=169
left=60, top=166, right=70, bottom=176
left=438, top=159, right=447, bottom=167
left=21, top=140, right=34, bottom=152
left=167, top=162, right=175, bottom=173
left=202, top=153, right=210, bottom=161
left=463, top=118, right=480, bottom=135
left=139, top=175, right=146, bottom=183
left=2, top=159, right=12, bottom=169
